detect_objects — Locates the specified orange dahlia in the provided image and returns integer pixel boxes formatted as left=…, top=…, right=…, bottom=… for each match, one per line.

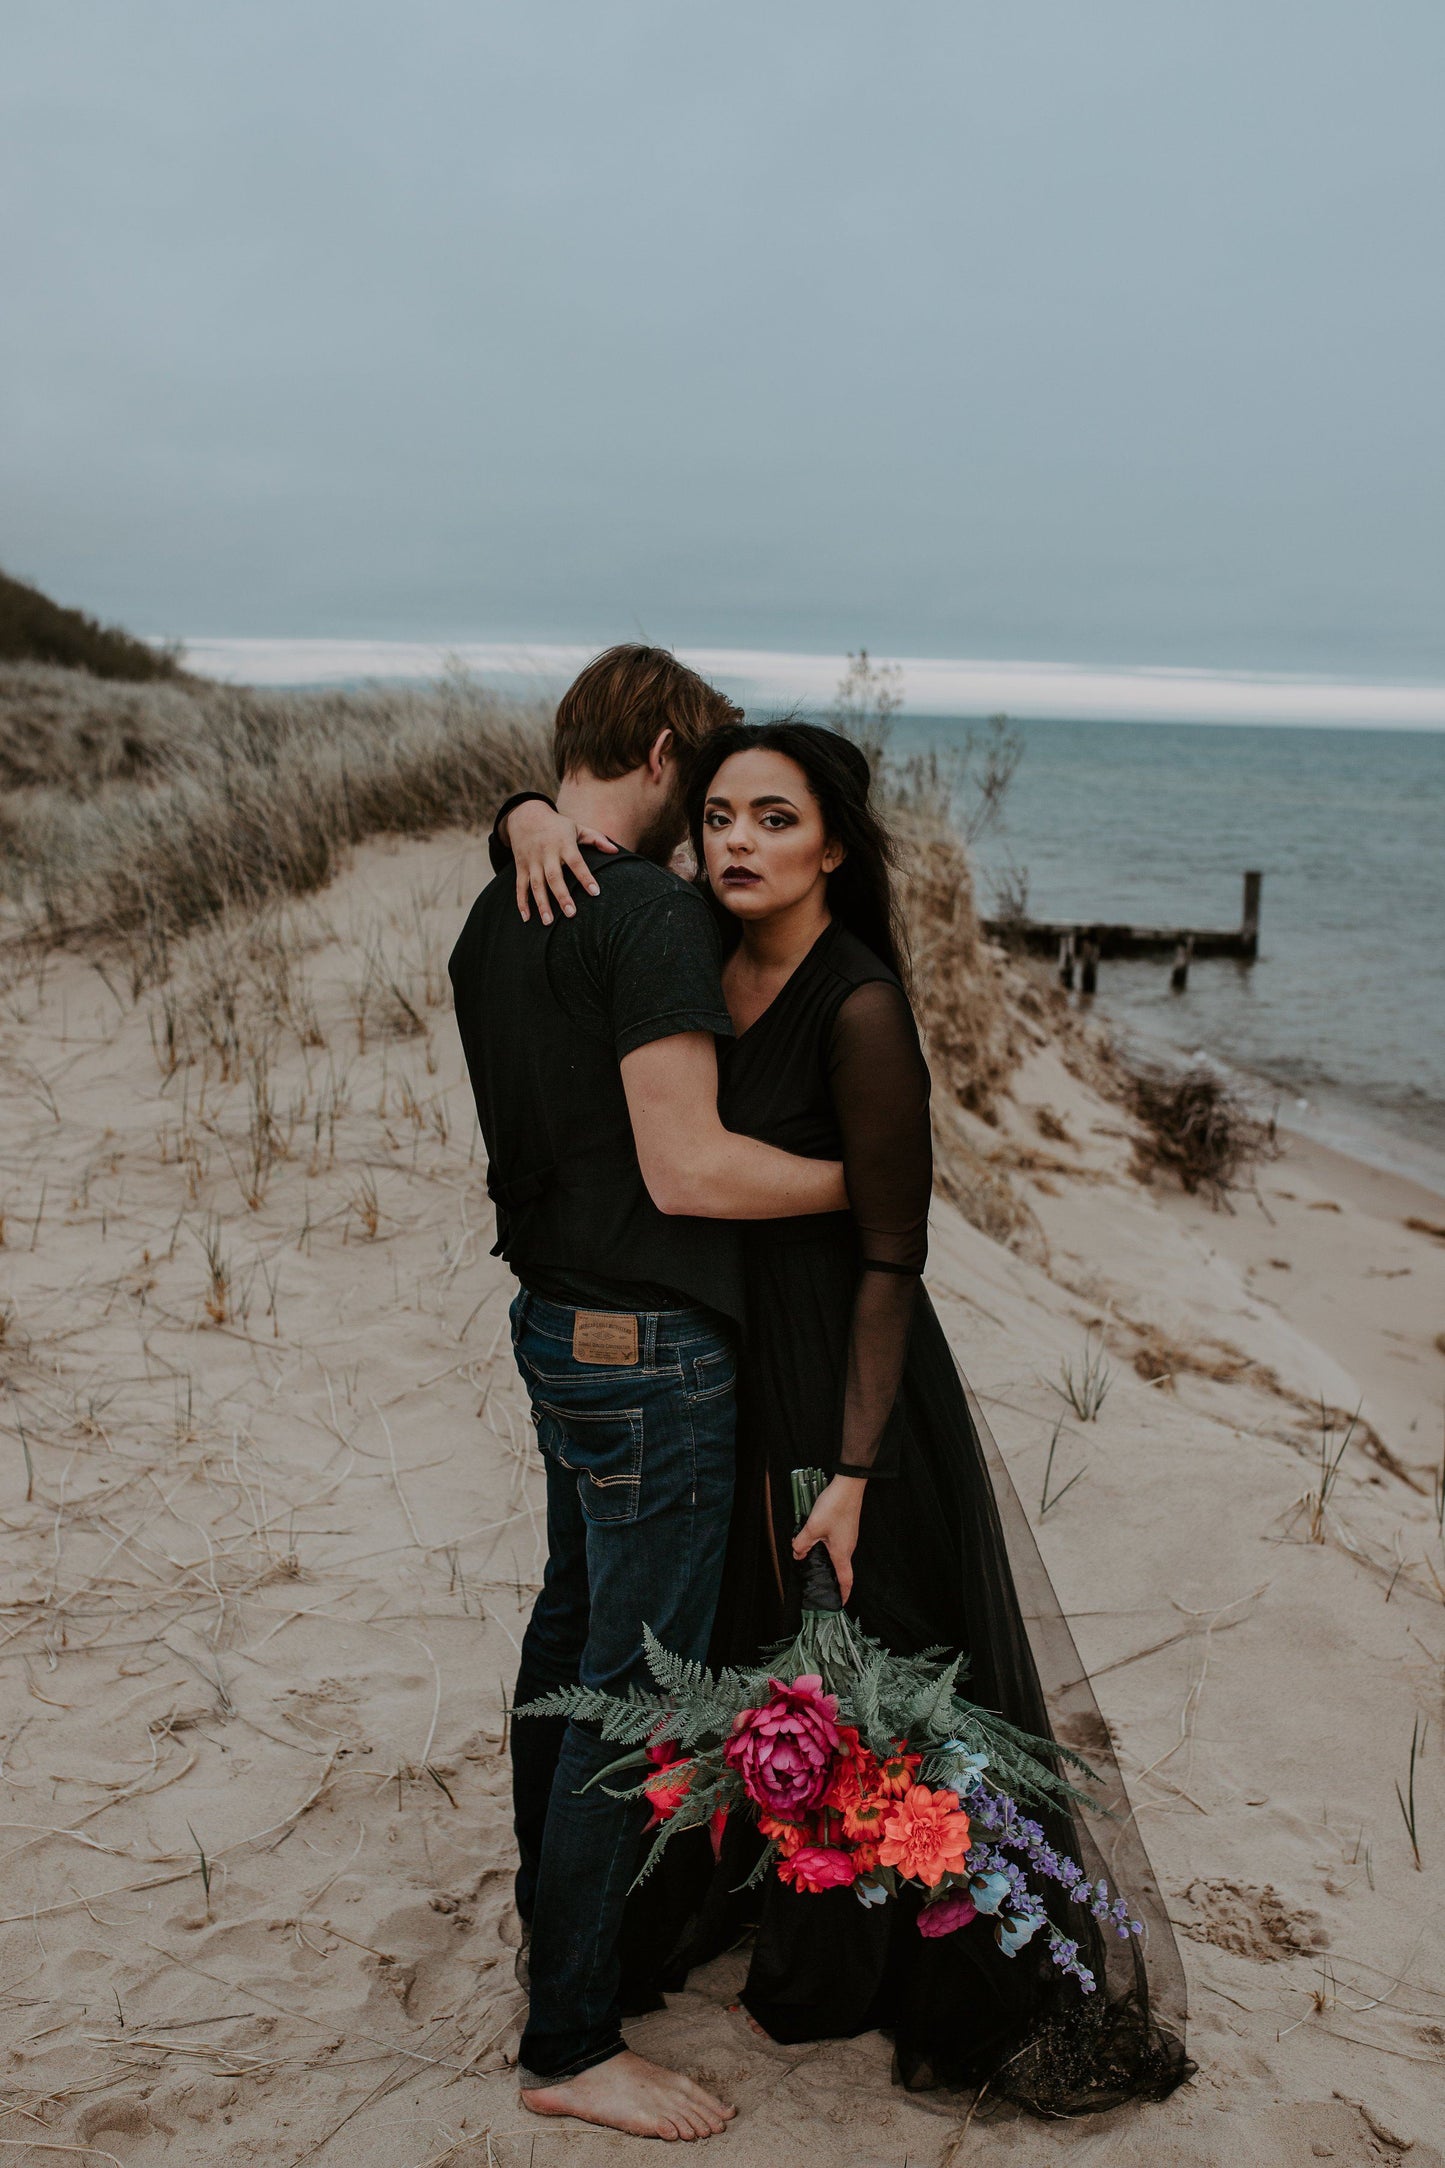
left=878, top=1784, right=972, bottom=1887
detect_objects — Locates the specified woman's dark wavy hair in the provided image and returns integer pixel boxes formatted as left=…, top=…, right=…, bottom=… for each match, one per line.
left=686, top=720, right=909, bottom=984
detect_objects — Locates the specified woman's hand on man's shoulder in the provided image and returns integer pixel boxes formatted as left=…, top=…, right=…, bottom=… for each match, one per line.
left=506, top=800, right=618, bottom=925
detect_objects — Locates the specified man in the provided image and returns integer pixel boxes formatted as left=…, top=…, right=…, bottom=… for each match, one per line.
left=449, top=646, right=847, bottom=2142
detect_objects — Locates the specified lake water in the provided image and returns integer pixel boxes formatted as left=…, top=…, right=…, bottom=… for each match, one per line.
left=891, top=718, right=1445, bottom=1191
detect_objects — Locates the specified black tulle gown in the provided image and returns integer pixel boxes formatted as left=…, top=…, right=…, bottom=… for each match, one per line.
left=619, top=921, right=1191, bottom=2114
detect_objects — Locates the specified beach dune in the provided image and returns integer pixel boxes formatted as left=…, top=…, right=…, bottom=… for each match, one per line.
left=1, top=829, right=1442, bottom=2165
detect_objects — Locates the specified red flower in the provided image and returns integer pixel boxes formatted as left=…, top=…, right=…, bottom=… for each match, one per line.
left=825, top=1747, right=891, bottom=1841
left=642, top=1760, right=693, bottom=1828
left=724, top=1675, right=843, bottom=1817
left=777, top=1845, right=859, bottom=1893
left=918, top=1889, right=979, bottom=1938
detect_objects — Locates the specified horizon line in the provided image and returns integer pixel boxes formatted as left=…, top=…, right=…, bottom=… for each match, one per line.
left=178, top=637, right=1445, bottom=731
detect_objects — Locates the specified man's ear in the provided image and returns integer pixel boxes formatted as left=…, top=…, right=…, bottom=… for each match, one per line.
left=647, top=727, right=675, bottom=783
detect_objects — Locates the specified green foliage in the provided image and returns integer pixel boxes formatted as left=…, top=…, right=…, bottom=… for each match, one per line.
left=904, top=1652, right=965, bottom=1738
left=850, top=1649, right=888, bottom=1754
left=0, top=570, right=183, bottom=681
left=510, top=1682, right=664, bottom=1745
left=517, top=1614, right=1100, bottom=1833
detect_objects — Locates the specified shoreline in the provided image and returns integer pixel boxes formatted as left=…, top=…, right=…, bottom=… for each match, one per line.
left=1271, top=1100, right=1445, bottom=1206
left=1275, top=1123, right=1445, bottom=1224
left=1088, top=998, right=1445, bottom=1206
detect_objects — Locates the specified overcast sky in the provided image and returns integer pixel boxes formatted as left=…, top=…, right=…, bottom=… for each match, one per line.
left=3, top=1, right=1443, bottom=678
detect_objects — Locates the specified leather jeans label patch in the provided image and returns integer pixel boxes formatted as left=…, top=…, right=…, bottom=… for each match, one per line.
left=571, top=1312, right=640, bottom=1366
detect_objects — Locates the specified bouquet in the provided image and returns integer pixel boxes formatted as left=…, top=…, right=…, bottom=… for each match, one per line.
left=519, top=1469, right=1141, bottom=1990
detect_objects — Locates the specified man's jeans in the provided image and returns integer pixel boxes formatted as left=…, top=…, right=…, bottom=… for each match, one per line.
left=507, top=1289, right=736, bottom=2085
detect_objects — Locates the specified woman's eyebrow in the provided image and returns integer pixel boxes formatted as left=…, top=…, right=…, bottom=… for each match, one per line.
left=748, top=794, right=798, bottom=810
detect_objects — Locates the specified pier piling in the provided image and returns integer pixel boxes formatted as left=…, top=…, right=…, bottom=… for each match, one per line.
left=984, top=871, right=1263, bottom=965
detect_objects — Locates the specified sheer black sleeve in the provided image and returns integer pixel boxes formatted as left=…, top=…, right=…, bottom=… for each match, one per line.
left=827, top=979, right=932, bottom=1479
left=487, top=792, right=557, bottom=875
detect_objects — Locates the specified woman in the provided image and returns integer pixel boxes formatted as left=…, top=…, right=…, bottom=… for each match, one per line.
left=503, top=724, right=1189, bottom=2112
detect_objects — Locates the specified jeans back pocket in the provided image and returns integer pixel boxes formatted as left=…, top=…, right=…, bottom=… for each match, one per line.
left=534, top=1400, right=644, bottom=1525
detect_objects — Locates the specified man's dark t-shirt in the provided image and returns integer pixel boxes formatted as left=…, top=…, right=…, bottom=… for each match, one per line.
left=450, top=846, right=739, bottom=1315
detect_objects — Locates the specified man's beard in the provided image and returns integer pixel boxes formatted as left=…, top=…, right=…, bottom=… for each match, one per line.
left=633, top=774, right=691, bottom=867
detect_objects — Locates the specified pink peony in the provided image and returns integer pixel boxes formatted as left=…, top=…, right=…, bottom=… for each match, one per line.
left=724, top=1674, right=843, bottom=1817
left=777, top=1844, right=858, bottom=1893
left=917, top=1890, right=979, bottom=1938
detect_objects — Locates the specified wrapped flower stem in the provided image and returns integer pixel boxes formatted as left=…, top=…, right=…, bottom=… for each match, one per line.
left=791, top=1463, right=869, bottom=1674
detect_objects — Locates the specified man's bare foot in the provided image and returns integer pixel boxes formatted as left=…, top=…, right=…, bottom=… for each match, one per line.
left=521, top=2048, right=736, bottom=2141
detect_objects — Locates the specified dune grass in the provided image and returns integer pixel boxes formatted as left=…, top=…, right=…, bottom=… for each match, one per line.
left=1, top=664, right=554, bottom=972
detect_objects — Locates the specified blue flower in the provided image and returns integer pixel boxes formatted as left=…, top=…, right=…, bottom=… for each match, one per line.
left=968, top=1870, right=1012, bottom=1916
left=996, top=1913, right=1043, bottom=1957
left=939, top=1742, right=990, bottom=1786
left=855, top=1880, right=889, bottom=1908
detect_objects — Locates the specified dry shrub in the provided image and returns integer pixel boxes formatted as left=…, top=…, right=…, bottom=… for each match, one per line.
left=930, top=1101, right=1045, bottom=1263
left=893, top=816, right=1017, bottom=1120
left=1126, top=1057, right=1277, bottom=1206
left=883, top=805, right=1037, bottom=1249
left=1, top=664, right=552, bottom=951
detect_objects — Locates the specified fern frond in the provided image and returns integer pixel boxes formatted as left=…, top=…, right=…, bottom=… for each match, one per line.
left=641, top=1625, right=716, bottom=1699
left=848, top=1650, right=889, bottom=1753
left=905, top=1654, right=964, bottom=1736
left=515, top=1684, right=661, bottom=1744
left=736, top=1839, right=779, bottom=1892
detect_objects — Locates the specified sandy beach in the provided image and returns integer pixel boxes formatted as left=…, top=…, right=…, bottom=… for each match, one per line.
left=2, top=828, right=1442, bottom=2167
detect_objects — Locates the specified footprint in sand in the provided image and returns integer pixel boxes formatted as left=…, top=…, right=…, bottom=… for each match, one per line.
left=1179, top=1877, right=1329, bottom=1962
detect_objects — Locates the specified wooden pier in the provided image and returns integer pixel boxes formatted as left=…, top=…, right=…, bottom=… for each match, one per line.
left=984, top=871, right=1262, bottom=969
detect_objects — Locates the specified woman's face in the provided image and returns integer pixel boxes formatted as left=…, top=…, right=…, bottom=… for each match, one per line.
left=700, top=748, right=843, bottom=924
